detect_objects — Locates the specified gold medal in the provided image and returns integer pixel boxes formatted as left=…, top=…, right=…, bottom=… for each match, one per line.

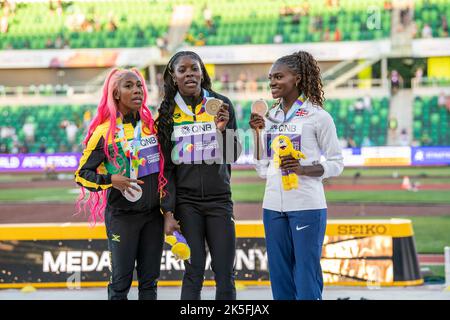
left=251, top=99, right=268, bottom=117
left=205, top=98, right=223, bottom=116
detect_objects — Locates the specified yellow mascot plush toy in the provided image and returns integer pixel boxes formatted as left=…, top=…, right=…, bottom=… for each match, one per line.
left=271, top=135, right=306, bottom=191
left=165, top=231, right=191, bottom=261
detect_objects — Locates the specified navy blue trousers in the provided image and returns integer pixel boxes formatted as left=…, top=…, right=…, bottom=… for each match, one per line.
left=263, top=208, right=327, bottom=300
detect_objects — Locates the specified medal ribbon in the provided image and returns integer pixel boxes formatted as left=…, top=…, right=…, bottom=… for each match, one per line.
left=174, top=89, right=210, bottom=116
left=116, top=118, right=144, bottom=180
left=267, top=96, right=306, bottom=124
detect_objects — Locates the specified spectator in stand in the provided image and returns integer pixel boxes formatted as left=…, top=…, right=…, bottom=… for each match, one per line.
left=362, top=137, right=373, bottom=147
left=221, top=72, right=230, bottom=91
left=334, top=27, right=342, bottom=41
left=62, top=38, right=70, bottom=49
left=414, top=67, right=423, bottom=85
left=398, top=128, right=409, bottom=146
left=49, top=0, right=63, bottom=16
left=399, top=6, right=411, bottom=27
left=410, top=21, right=418, bottom=38
left=18, top=144, right=29, bottom=154
left=66, top=121, right=79, bottom=145
left=235, top=102, right=243, bottom=121
left=338, top=137, right=349, bottom=149
left=194, top=33, right=206, bottom=46
left=390, top=70, right=403, bottom=95
left=39, top=143, right=47, bottom=153
left=363, top=95, right=372, bottom=112
left=421, top=24, right=433, bottom=38
left=246, top=77, right=258, bottom=92
left=0, top=13, right=8, bottom=34
left=323, top=28, right=331, bottom=42
left=388, top=116, right=398, bottom=142
left=106, top=14, right=118, bottom=32
left=45, top=38, right=54, bottom=49
left=273, top=34, right=283, bottom=44
left=0, top=0, right=11, bottom=34
left=23, top=119, right=35, bottom=144
left=441, top=15, right=448, bottom=37
left=420, top=131, right=432, bottom=146
left=54, top=36, right=63, bottom=49
left=446, top=95, right=450, bottom=112
left=0, top=142, right=9, bottom=153
left=311, top=16, right=323, bottom=32
left=292, top=13, right=300, bottom=25
left=326, top=0, right=339, bottom=7
left=347, top=137, right=357, bottom=148
left=156, top=72, right=164, bottom=98
left=438, top=92, right=446, bottom=108
left=236, top=72, right=247, bottom=92
left=354, top=99, right=364, bottom=114
left=203, top=5, right=213, bottom=29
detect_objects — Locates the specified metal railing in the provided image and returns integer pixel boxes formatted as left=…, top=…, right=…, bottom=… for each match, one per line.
left=0, top=83, right=159, bottom=98
left=412, top=77, right=450, bottom=89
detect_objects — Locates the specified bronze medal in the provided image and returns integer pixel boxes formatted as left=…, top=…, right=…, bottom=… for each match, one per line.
left=251, top=99, right=268, bottom=117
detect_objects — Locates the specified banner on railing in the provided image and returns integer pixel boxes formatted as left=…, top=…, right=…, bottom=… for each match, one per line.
left=1, top=146, right=449, bottom=172
left=0, top=153, right=81, bottom=172
left=411, top=147, right=450, bottom=166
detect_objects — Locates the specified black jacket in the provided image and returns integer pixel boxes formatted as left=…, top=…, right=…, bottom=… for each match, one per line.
left=75, top=113, right=160, bottom=213
left=160, top=91, right=241, bottom=213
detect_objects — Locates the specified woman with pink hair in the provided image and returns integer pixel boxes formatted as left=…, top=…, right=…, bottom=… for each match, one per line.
left=75, top=68, right=168, bottom=300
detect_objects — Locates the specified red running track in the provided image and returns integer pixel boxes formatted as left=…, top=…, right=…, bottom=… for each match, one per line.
left=324, top=184, right=450, bottom=191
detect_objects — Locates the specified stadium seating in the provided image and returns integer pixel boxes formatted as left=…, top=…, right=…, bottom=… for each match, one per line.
left=187, top=0, right=391, bottom=46
left=2, top=0, right=450, bottom=49
left=413, top=96, right=450, bottom=146
left=0, top=103, right=168, bottom=153
left=0, top=0, right=171, bottom=49
left=324, top=97, right=389, bottom=147
left=413, top=0, right=450, bottom=38
left=0, top=97, right=389, bottom=154
left=233, top=97, right=389, bottom=148
left=0, top=0, right=393, bottom=50
left=0, top=104, right=95, bottom=153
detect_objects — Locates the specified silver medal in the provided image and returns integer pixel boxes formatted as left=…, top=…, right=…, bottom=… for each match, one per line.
left=122, top=183, right=142, bottom=202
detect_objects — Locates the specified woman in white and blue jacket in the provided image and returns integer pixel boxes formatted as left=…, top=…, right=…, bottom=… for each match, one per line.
left=249, top=51, right=344, bottom=300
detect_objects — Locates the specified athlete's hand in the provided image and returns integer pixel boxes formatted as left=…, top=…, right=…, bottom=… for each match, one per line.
left=249, top=113, right=265, bottom=130
left=215, top=103, right=229, bottom=132
left=111, top=172, right=144, bottom=195
left=280, top=155, right=304, bottom=175
left=163, top=211, right=181, bottom=235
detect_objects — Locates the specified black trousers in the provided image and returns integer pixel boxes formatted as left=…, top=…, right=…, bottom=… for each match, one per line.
left=105, top=206, right=164, bottom=300
left=175, top=199, right=236, bottom=300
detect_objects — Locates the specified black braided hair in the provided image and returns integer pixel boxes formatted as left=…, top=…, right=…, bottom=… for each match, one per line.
left=275, top=50, right=324, bottom=107
left=155, top=51, right=214, bottom=155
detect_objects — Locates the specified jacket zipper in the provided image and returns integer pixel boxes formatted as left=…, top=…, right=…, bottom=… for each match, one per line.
left=191, top=104, right=204, bottom=199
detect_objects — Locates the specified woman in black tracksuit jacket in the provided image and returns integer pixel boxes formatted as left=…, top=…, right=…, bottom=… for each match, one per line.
left=155, top=51, right=241, bottom=300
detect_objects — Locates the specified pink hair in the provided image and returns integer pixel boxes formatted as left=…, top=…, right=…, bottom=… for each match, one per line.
left=76, top=68, right=167, bottom=225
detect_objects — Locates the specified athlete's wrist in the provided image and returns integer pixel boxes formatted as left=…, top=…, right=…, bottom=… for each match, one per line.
left=296, top=164, right=306, bottom=176
left=163, top=211, right=174, bottom=218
